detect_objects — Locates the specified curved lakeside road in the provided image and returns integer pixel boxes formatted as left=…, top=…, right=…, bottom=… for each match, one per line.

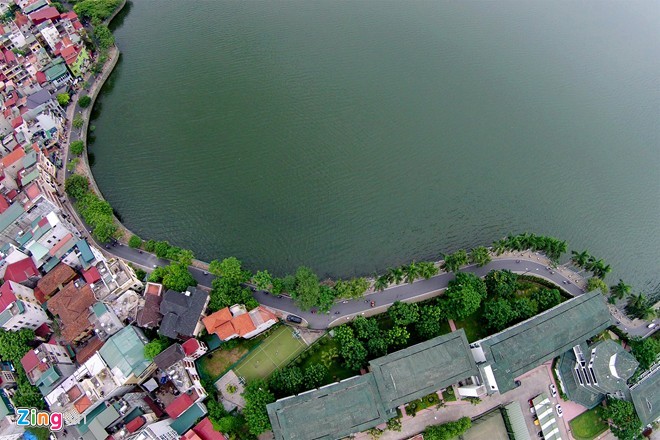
left=94, top=243, right=655, bottom=338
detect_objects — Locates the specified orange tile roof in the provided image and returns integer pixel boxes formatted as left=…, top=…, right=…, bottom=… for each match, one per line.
left=1, top=147, right=25, bottom=167
left=47, top=281, right=94, bottom=343
left=48, top=233, right=73, bottom=256
left=37, top=263, right=76, bottom=298
left=232, top=313, right=256, bottom=337
left=215, top=321, right=237, bottom=340
left=201, top=308, right=232, bottom=334
left=258, top=306, right=277, bottom=322
left=73, top=395, right=92, bottom=414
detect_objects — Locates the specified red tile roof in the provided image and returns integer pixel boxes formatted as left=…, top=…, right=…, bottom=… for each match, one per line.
left=192, top=417, right=227, bottom=440
left=37, top=263, right=76, bottom=298
left=201, top=308, right=232, bottom=334
left=165, top=392, right=195, bottom=419
left=11, top=116, right=23, bottom=129
left=34, top=322, right=52, bottom=339
left=25, top=183, right=41, bottom=200
left=82, top=266, right=101, bottom=284
left=0, top=196, right=8, bottom=214
left=75, top=336, right=105, bottom=364
left=125, top=416, right=145, bottom=433
left=0, top=282, right=17, bottom=312
left=60, top=45, right=79, bottom=66
left=5, top=190, right=17, bottom=201
left=182, top=338, right=201, bottom=356
left=20, top=350, right=40, bottom=374
left=4, top=257, right=39, bottom=283
left=28, top=6, right=60, bottom=24
left=35, top=71, right=47, bottom=84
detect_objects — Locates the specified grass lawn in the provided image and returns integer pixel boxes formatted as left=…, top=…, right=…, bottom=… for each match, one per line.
left=454, top=313, right=486, bottom=343
left=569, top=406, right=608, bottom=440
left=197, top=337, right=262, bottom=381
left=442, top=387, right=457, bottom=402
left=234, top=326, right=307, bottom=381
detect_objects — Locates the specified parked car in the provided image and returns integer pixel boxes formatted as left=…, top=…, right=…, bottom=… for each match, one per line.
left=514, top=380, right=522, bottom=387
left=549, top=383, right=557, bottom=397
left=555, top=404, right=563, bottom=417
left=286, top=314, right=303, bottom=324
left=648, top=323, right=657, bottom=329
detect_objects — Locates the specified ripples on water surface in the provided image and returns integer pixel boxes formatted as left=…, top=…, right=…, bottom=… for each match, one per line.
left=91, top=1, right=659, bottom=296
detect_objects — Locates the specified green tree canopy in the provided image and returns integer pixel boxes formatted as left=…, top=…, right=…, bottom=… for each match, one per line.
left=587, top=277, right=609, bottom=295
left=78, top=95, right=92, bottom=108
left=303, top=363, right=328, bottom=389
left=352, top=316, right=381, bottom=341
left=93, top=24, right=115, bottom=49
left=0, top=328, right=35, bottom=363
left=602, top=397, right=642, bottom=440
left=149, top=263, right=197, bottom=293
left=629, top=337, right=660, bottom=371
left=70, top=140, right=85, bottom=155
left=209, top=257, right=251, bottom=285
left=242, top=380, right=275, bottom=435
left=386, top=326, right=410, bottom=349
left=443, top=249, right=469, bottom=273
left=253, top=270, right=273, bottom=291
left=531, top=288, right=562, bottom=311
left=485, top=269, right=518, bottom=299
left=424, top=417, right=472, bottom=440
left=610, top=279, right=632, bottom=301
left=128, top=234, right=142, bottom=248
left=144, top=337, right=171, bottom=360
left=65, top=174, right=89, bottom=199
left=340, top=338, right=368, bottom=371
left=470, top=246, right=492, bottom=267
left=73, top=0, right=121, bottom=21
left=72, top=114, right=84, bottom=129
left=443, top=273, right=487, bottom=320
left=388, top=301, right=420, bottom=326
left=483, top=299, right=518, bottom=331
left=56, top=93, right=70, bottom=106
left=626, top=293, right=655, bottom=320
left=269, top=366, right=303, bottom=396
left=291, top=266, right=320, bottom=310
left=414, top=305, right=446, bottom=339
left=512, top=297, right=538, bottom=321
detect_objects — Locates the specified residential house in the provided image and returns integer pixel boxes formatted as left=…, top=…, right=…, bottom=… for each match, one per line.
left=153, top=340, right=207, bottom=402
left=46, top=279, right=95, bottom=344
left=0, top=366, right=16, bottom=390
left=137, top=282, right=163, bottom=329
left=35, top=261, right=75, bottom=302
left=79, top=258, right=143, bottom=302
left=46, top=326, right=155, bottom=425
left=57, top=41, right=88, bottom=78
left=181, top=418, right=227, bottom=440
left=130, top=419, right=179, bottom=440
left=0, top=280, right=50, bottom=331
left=89, top=302, right=124, bottom=341
left=202, top=304, right=277, bottom=341
left=158, top=287, right=209, bottom=340
left=2, top=256, right=39, bottom=285
left=20, top=342, right=76, bottom=396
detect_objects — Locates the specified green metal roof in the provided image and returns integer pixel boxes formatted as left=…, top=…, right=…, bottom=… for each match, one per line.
left=41, top=257, right=60, bottom=273
left=98, top=326, right=151, bottom=379
left=22, top=152, right=37, bottom=168
left=75, top=404, right=109, bottom=434
left=16, top=230, right=33, bottom=246
left=23, top=0, right=47, bottom=14
left=86, top=405, right=120, bottom=440
left=92, top=302, right=109, bottom=317
left=27, top=241, right=49, bottom=261
left=557, top=345, right=604, bottom=409
left=20, top=168, right=40, bottom=186
left=76, top=239, right=94, bottom=263
left=630, top=365, right=660, bottom=426
left=532, top=393, right=561, bottom=440
left=268, top=374, right=391, bottom=440
left=170, top=402, right=206, bottom=435
left=36, top=365, right=62, bottom=395
left=478, top=291, right=612, bottom=393
left=0, top=203, right=25, bottom=233
left=0, top=391, right=13, bottom=418
left=503, top=402, right=532, bottom=440
left=590, top=340, right=638, bottom=394
left=369, top=330, right=478, bottom=408
left=45, top=62, right=68, bottom=81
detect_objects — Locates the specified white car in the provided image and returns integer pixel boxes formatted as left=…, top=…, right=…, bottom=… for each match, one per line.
left=648, top=323, right=657, bottom=329
left=549, top=383, right=557, bottom=398
left=555, top=404, right=563, bottom=418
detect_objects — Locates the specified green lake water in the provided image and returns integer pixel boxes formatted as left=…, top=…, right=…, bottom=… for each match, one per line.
left=90, top=0, right=659, bottom=295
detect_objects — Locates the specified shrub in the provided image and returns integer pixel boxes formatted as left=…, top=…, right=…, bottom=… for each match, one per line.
left=70, top=140, right=85, bottom=155
left=128, top=235, right=142, bottom=248
left=79, top=95, right=92, bottom=108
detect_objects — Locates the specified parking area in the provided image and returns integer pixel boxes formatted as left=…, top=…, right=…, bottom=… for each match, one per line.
left=371, top=362, right=578, bottom=440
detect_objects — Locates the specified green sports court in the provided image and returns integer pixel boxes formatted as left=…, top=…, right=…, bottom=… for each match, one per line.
left=234, top=325, right=307, bottom=381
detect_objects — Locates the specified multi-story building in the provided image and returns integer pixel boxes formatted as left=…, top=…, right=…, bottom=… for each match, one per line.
left=153, top=340, right=208, bottom=402
left=20, top=342, right=76, bottom=396
left=0, top=390, right=24, bottom=440
left=45, top=326, right=155, bottom=425
left=0, top=280, right=50, bottom=331
left=202, top=304, right=277, bottom=341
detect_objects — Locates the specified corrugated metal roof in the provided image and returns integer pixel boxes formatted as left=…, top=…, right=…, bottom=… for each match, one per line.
left=503, top=402, right=531, bottom=440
